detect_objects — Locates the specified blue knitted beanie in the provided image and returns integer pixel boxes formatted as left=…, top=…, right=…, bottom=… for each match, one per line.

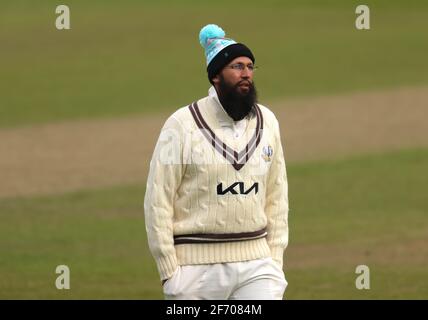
left=199, top=24, right=255, bottom=83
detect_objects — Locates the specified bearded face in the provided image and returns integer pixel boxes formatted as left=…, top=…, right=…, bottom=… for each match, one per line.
left=213, top=57, right=258, bottom=121
left=216, top=73, right=258, bottom=121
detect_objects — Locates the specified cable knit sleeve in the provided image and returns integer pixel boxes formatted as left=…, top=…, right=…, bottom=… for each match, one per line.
left=144, top=113, right=185, bottom=280
left=265, top=117, right=289, bottom=269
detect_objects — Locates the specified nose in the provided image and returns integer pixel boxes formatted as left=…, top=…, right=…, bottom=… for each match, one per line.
left=241, top=67, right=251, bottom=79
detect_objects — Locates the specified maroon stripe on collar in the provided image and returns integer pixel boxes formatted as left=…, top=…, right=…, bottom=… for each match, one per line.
left=237, top=105, right=263, bottom=163
left=193, top=102, right=236, bottom=158
left=189, top=102, right=237, bottom=163
left=188, top=101, right=264, bottom=171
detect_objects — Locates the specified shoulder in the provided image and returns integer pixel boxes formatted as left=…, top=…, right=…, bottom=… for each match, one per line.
left=166, top=96, right=211, bottom=127
left=161, top=103, right=195, bottom=131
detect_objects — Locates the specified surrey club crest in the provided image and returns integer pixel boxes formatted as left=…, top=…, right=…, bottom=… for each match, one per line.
left=262, top=145, right=273, bottom=162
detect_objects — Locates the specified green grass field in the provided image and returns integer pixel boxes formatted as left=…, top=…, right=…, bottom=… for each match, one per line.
left=1, top=0, right=428, bottom=127
left=1, top=0, right=427, bottom=300
left=1, top=149, right=427, bottom=299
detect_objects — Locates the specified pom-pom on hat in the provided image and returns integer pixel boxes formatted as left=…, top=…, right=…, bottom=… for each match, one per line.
left=199, top=24, right=255, bottom=83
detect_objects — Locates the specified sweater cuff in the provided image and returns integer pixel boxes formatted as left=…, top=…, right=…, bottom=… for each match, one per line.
left=156, top=254, right=178, bottom=281
left=270, top=246, right=285, bottom=269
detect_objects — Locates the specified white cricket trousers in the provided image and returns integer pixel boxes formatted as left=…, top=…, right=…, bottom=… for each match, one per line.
left=163, top=257, right=287, bottom=300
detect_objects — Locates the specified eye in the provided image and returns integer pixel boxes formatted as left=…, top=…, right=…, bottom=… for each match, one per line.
left=228, top=63, right=257, bottom=72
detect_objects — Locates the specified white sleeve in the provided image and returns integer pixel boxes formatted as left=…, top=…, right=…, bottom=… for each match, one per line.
left=265, top=118, right=289, bottom=269
left=144, top=114, right=185, bottom=280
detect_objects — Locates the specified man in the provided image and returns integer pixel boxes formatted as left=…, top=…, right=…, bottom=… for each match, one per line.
left=144, top=24, right=290, bottom=300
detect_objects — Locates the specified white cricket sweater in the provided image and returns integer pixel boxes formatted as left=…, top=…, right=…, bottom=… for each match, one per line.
left=144, top=87, right=289, bottom=280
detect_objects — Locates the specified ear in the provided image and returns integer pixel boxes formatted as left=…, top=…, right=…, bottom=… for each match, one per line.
left=212, top=74, right=220, bottom=85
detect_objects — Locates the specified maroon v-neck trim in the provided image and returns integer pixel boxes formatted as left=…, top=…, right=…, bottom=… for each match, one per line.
left=188, top=101, right=263, bottom=171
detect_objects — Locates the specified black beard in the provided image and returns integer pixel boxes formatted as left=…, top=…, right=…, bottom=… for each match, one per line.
left=216, top=75, right=258, bottom=121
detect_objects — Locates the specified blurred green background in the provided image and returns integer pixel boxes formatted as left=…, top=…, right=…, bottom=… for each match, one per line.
left=1, top=0, right=428, bottom=127
left=0, top=0, right=427, bottom=299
